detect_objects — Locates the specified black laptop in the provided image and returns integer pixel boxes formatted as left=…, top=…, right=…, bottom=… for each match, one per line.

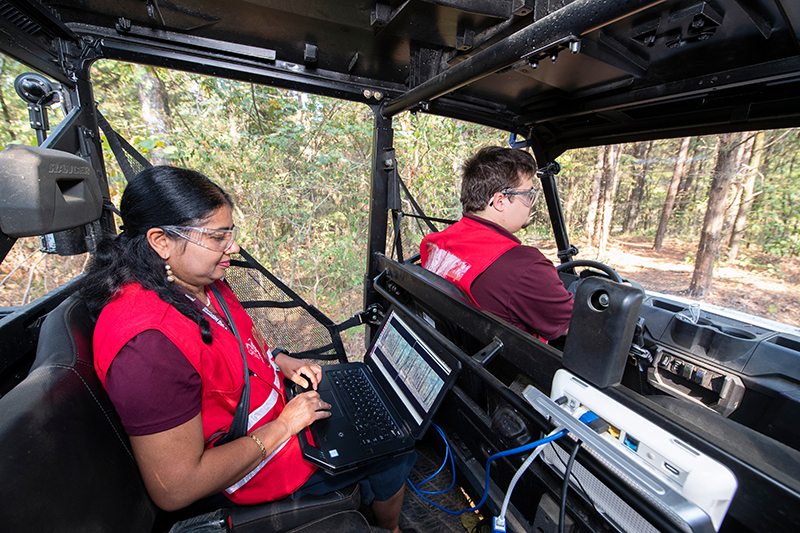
left=293, top=306, right=462, bottom=473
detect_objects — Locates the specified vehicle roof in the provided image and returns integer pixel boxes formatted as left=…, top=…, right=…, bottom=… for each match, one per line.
left=3, top=0, right=800, bottom=159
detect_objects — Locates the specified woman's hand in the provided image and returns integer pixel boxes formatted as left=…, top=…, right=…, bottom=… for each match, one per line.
left=277, top=390, right=331, bottom=436
left=274, top=351, right=322, bottom=390
left=130, top=390, right=330, bottom=511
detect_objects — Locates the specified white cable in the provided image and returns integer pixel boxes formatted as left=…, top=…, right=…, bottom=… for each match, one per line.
left=498, top=426, right=566, bottom=524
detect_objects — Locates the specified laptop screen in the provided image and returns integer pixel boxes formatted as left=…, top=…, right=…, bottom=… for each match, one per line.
left=368, top=310, right=455, bottom=428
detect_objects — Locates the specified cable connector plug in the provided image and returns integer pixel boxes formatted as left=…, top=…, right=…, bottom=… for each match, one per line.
left=492, top=516, right=506, bottom=532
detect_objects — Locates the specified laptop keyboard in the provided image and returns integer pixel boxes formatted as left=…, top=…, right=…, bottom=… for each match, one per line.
left=330, top=368, right=404, bottom=446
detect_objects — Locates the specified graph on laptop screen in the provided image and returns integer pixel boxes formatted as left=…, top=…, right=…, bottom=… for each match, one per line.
left=369, top=311, right=453, bottom=425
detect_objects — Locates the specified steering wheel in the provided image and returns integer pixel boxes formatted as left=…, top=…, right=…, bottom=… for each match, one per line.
left=556, top=259, right=622, bottom=284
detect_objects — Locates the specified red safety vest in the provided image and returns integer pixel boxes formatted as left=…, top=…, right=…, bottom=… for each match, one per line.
left=94, top=280, right=316, bottom=505
left=420, top=216, right=519, bottom=306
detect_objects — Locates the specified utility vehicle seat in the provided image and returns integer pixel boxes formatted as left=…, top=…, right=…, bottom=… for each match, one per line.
left=0, top=293, right=361, bottom=532
left=395, top=261, right=478, bottom=345
left=403, top=261, right=472, bottom=303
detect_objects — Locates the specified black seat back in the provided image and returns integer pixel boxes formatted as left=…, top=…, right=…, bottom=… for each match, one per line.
left=0, top=293, right=159, bottom=532
left=403, top=261, right=472, bottom=302
left=0, top=292, right=362, bottom=533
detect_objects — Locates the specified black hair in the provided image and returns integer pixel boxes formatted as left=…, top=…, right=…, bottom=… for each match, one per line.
left=79, top=165, right=233, bottom=344
left=460, top=146, right=537, bottom=212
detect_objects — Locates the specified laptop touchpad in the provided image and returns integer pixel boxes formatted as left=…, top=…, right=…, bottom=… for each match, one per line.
left=319, top=389, right=344, bottom=419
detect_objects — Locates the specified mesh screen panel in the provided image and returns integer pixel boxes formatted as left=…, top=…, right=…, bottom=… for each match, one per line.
left=122, top=148, right=148, bottom=177
left=225, top=251, right=348, bottom=364
left=390, top=212, right=451, bottom=263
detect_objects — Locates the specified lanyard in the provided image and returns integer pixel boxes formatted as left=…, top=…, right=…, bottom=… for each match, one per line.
left=184, top=292, right=230, bottom=331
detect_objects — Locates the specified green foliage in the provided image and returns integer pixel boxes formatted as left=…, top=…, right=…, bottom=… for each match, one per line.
left=746, top=130, right=800, bottom=257
left=392, top=112, right=506, bottom=249
left=1, top=54, right=799, bottom=323
left=92, top=64, right=378, bottom=321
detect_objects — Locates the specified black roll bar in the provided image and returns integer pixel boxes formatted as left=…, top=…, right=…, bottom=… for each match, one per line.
left=363, top=109, right=395, bottom=344
left=381, top=0, right=668, bottom=118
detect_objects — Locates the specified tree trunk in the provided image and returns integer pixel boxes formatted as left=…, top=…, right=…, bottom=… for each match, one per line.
left=563, top=174, right=580, bottom=233
left=728, top=131, right=765, bottom=261
left=250, top=83, right=265, bottom=135
left=136, top=66, right=172, bottom=165
left=585, top=148, right=604, bottom=248
left=598, top=144, right=622, bottom=257
left=0, top=58, right=17, bottom=141
left=654, top=137, right=692, bottom=249
left=722, top=132, right=753, bottom=242
left=624, top=141, right=652, bottom=234
left=689, top=134, right=737, bottom=298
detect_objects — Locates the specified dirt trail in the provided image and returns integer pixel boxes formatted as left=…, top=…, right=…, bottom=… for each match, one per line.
left=536, top=236, right=800, bottom=329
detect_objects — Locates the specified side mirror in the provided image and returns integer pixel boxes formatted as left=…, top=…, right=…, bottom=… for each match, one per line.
left=0, top=144, right=103, bottom=238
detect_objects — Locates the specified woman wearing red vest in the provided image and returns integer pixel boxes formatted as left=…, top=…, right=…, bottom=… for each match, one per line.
left=80, top=166, right=414, bottom=533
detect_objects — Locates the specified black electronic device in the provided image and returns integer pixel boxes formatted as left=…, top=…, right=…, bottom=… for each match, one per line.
left=561, top=277, right=644, bottom=388
left=294, top=306, right=461, bottom=473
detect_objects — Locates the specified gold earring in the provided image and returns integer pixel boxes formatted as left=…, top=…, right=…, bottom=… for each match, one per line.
left=165, top=263, right=174, bottom=282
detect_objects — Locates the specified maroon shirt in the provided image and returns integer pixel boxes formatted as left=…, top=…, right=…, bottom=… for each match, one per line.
left=104, top=290, right=227, bottom=436
left=106, top=330, right=201, bottom=435
left=465, top=214, right=573, bottom=340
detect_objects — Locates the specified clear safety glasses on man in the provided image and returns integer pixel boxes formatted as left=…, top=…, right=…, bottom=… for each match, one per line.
left=502, top=188, right=540, bottom=208
left=162, top=225, right=240, bottom=252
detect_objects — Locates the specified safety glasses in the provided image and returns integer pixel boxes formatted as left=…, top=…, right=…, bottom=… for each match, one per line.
left=162, top=225, right=240, bottom=252
left=502, top=188, right=540, bottom=208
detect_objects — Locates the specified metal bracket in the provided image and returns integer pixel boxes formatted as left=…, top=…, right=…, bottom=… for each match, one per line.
left=385, top=149, right=401, bottom=211
left=362, top=303, right=384, bottom=325
left=472, top=336, right=504, bottom=367
left=629, top=343, right=654, bottom=365
left=508, top=132, right=531, bottom=149
left=14, top=73, right=60, bottom=146
left=336, top=303, right=385, bottom=332
left=520, top=35, right=581, bottom=66
left=536, top=161, right=562, bottom=177
left=557, top=244, right=579, bottom=261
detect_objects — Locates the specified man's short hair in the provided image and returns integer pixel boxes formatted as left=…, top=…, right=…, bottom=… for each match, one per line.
left=460, top=146, right=537, bottom=213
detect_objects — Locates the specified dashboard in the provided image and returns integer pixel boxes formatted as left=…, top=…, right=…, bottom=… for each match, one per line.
left=638, top=294, right=800, bottom=452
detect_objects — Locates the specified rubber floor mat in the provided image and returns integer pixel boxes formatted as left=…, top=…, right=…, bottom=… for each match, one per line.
left=399, top=440, right=478, bottom=533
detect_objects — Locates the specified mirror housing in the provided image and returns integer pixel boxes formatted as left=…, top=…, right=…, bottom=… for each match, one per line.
left=0, top=144, right=102, bottom=238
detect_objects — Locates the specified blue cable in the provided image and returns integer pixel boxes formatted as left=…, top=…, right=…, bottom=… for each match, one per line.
left=415, top=424, right=456, bottom=495
left=408, top=427, right=569, bottom=515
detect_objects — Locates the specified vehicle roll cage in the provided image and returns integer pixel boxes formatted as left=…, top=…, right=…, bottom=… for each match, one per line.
left=3, top=3, right=800, bottom=532
left=2, top=0, right=799, bottom=286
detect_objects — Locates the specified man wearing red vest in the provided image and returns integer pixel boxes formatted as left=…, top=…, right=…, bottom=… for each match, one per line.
left=420, top=146, right=573, bottom=341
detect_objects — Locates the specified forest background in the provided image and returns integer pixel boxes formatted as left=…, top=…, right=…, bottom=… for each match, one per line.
left=1, top=58, right=799, bottom=346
